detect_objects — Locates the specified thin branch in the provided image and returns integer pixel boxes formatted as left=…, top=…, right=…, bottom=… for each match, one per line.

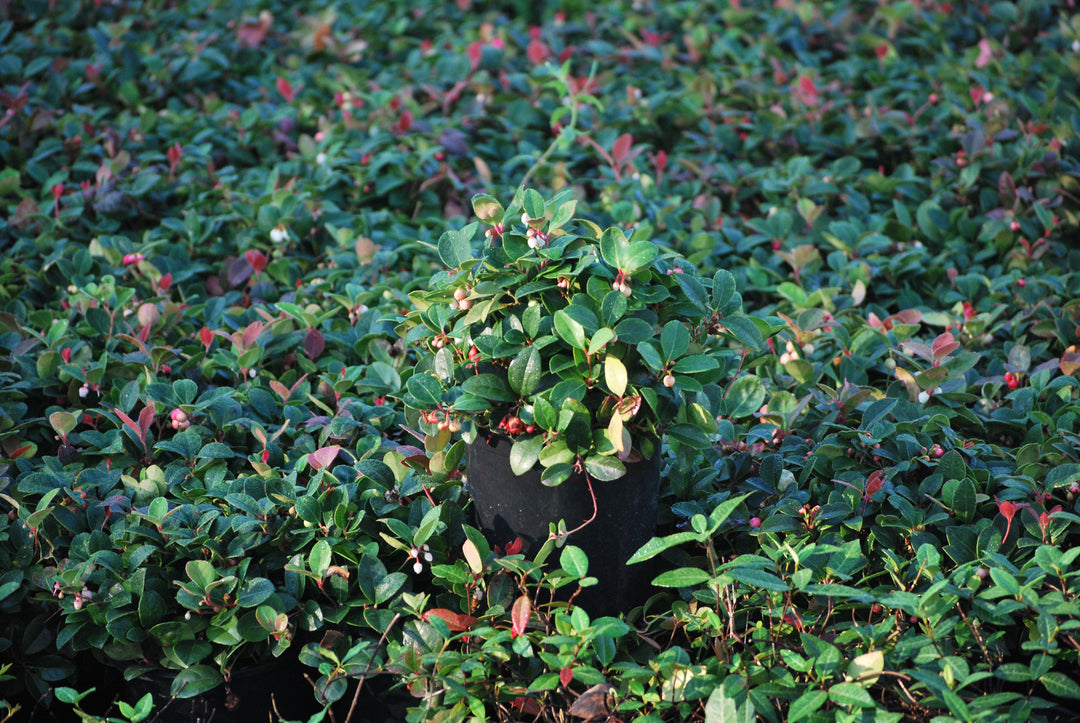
left=343, top=612, right=402, bottom=723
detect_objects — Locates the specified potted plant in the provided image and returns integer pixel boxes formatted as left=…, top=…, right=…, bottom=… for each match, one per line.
left=398, top=187, right=760, bottom=612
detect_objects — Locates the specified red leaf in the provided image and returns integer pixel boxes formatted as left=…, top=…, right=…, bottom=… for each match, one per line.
left=505, top=537, right=524, bottom=556
left=931, top=331, right=959, bottom=360
left=865, top=469, right=885, bottom=498
left=797, top=75, right=819, bottom=105
left=422, top=608, right=478, bottom=632
left=113, top=408, right=143, bottom=439
left=527, top=39, right=549, bottom=65
left=560, top=666, right=573, bottom=688
left=199, top=326, right=214, bottom=351
left=509, top=697, right=541, bottom=715
left=467, top=41, right=484, bottom=70
left=276, top=76, right=294, bottom=102
left=511, top=594, right=530, bottom=639
left=61, top=348, right=72, bottom=363
left=304, top=327, right=325, bottom=360
left=158, top=272, right=172, bottom=292
left=241, top=321, right=264, bottom=351
left=308, top=445, right=340, bottom=471
left=611, top=133, right=633, bottom=167
left=245, top=249, right=267, bottom=272
left=138, top=402, right=155, bottom=435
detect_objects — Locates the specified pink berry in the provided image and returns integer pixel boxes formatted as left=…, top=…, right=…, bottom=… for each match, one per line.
left=749, top=517, right=762, bottom=529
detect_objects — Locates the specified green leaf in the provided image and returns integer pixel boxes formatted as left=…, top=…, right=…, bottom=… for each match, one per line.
left=508, top=346, right=542, bottom=396
left=1041, top=672, right=1080, bottom=699
left=725, top=375, right=765, bottom=418
left=599, top=226, right=628, bottom=268
left=674, top=272, right=709, bottom=312
left=173, top=378, right=198, bottom=405
left=605, top=356, right=628, bottom=397
left=584, top=455, right=625, bottom=481
left=533, top=397, right=558, bottom=430
left=846, top=650, right=884, bottom=686
left=652, top=567, right=712, bottom=588
left=309, top=540, right=331, bottom=578
left=406, top=373, right=443, bottom=408
left=540, top=463, right=573, bottom=487
left=510, top=435, right=543, bottom=475
left=666, top=423, right=712, bottom=449
left=437, top=227, right=475, bottom=268
left=236, top=577, right=275, bottom=608
left=627, top=531, right=701, bottom=564
left=170, top=665, right=223, bottom=699
left=828, top=682, right=875, bottom=708
left=414, top=505, right=443, bottom=546
left=560, top=545, right=589, bottom=579
left=712, top=270, right=737, bottom=311
left=49, top=411, right=77, bottom=439
left=601, top=291, right=627, bottom=326
left=623, top=241, right=658, bottom=273
left=673, top=355, right=720, bottom=374
left=916, top=200, right=949, bottom=242
left=553, top=309, right=587, bottom=350
left=588, top=327, right=616, bottom=355
left=614, top=317, right=654, bottom=344
left=522, top=188, right=546, bottom=219
left=859, top=398, right=897, bottom=432
left=788, top=689, right=827, bottom=722
left=374, top=572, right=406, bottom=604
left=462, top=373, right=517, bottom=402
left=704, top=686, right=737, bottom=723
left=471, top=193, right=504, bottom=222
left=952, top=478, right=976, bottom=523
left=660, top=321, right=690, bottom=361
left=718, top=316, right=763, bottom=350
left=726, top=566, right=788, bottom=591
left=989, top=568, right=1020, bottom=596
left=185, top=560, right=216, bottom=589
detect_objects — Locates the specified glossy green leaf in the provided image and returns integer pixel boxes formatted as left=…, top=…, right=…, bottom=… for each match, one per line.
left=462, top=373, right=516, bottom=402
left=510, top=435, right=543, bottom=475
left=652, top=567, right=712, bottom=587
left=560, top=545, right=589, bottom=579
left=508, top=346, right=542, bottom=395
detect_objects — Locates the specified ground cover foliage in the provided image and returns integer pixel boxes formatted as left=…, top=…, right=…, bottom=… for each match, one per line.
left=2, top=0, right=1080, bottom=721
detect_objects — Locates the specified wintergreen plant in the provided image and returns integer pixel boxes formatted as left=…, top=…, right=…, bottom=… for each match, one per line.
left=398, top=187, right=763, bottom=486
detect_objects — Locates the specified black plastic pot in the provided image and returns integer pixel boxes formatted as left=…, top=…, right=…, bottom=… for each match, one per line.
left=466, top=435, right=661, bottom=616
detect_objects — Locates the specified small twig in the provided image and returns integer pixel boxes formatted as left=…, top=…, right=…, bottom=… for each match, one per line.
left=342, top=612, right=402, bottom=723
left=559, top=471, right=598, bottom=538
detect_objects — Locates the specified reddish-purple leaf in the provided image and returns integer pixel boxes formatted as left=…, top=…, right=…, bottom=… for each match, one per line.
left=138, top=402, right=155, bottom=435
left=245, top=249, right=267, bottom=272
left=308, top=445, right=340, bottom=471
left=611, top=133, right=633, bottom=166
left=304, top=327, right=325, bottom=360
left=113, top=408, right=143, bottom=440
left=227, top=256, right=254, bottom=288
left=560, top=666, right=574, bottom=688
left=422, top=609, right=478, bottom=632
left=241, top=321, right=264, bottom=351
left=511, top=595, right=530, bottom=639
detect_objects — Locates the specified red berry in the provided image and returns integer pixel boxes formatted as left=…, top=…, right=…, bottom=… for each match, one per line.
left=749, top=517, right=762, bottom=529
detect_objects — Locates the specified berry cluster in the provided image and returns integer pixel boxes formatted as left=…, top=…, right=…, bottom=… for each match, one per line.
left=449, top=287, right=473, bottom=311
left=170, top=408, right=191, bottom=430
left=1004, top=371, right=1021, bottom=390
left=497, top=414, right=536, bottom=436
left=424, top=408, right=462, bottom=433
